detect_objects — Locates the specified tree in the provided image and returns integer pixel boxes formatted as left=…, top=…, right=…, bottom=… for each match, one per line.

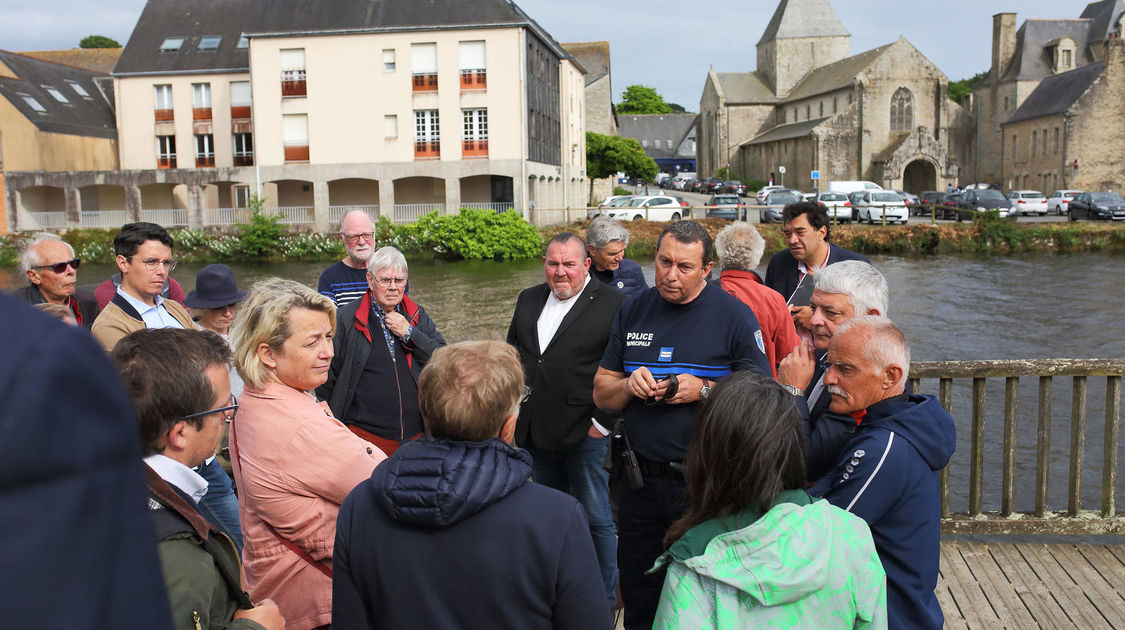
left=948, top=71, right=987, bottom=103
left=79, top=35, right=121, bottom=49
left=586, top=132, right=658, bottom=202
left=617, top=85, right=675, bottom=115
left=667, top=102, right=687, bottom=113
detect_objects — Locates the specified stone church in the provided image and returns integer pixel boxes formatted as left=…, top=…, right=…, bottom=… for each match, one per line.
left=697, top=0, right=973, bottom=193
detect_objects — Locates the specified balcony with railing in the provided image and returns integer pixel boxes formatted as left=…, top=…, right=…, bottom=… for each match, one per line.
left=328, top=205, right=379, bottom=225
left=157, top=155, right=177, bottom=169
left=195, top=153, right=215, bottom=168
left=393, top=203, right=442, bottom=223
left=203, top=207, right=252, bottom=226
left=414, top=140, right=440, bottom=160
left=281, top=70, right=307, bottom=97
left=140, top=208, right=188, bottom=227
left=233, top=151, right=254, bottom=167
left=80, top=210, right=129, bottom=228
left=460, top=69, right=486, bottom=91
left=462, top=139, right=488, bottom=158
left=275, top=206, right=314, bottom=224
left=27, top=211, right=67, bottom=229
left=412, top=73, right=438, bottom=93
left=461, top=202, right=512, bottom=213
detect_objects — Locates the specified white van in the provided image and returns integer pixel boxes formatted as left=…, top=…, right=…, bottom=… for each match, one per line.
left=827, top=181, right=883, bottom=194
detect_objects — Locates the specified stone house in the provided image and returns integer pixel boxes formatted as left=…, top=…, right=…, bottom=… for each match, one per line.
left=617, top=114, right=697, bottom=177
left=973, top=1, right=1125, bottom=189
left=697, top=0, right=972, bottom=193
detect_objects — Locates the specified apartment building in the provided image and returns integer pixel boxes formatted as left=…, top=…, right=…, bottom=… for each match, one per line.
left=61, top=0, right=586, bottom=231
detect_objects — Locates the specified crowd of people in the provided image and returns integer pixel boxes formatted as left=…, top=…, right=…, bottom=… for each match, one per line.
left=4, top=203, right=955, bottom=629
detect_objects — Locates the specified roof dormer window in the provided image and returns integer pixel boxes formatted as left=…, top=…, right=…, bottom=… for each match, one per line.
left=44, top=86, right=69, bottom=103
left=160, top=37, right=185, bottom=52
left=198, top=36, right=221, bottom=50
left=1049, top=37, right=1076, bottom=73
left=21, top=95, right=46, bottom=113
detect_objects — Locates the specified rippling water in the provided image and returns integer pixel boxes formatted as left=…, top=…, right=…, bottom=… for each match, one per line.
left=4, top=252, right=1122, bottom=513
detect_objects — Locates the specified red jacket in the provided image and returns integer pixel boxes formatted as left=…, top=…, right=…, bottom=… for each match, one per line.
left=719, top=270, right=800, bottom=377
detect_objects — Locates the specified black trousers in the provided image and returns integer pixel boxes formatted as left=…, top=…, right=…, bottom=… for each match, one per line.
left=617, top=474, right=688, bottom=630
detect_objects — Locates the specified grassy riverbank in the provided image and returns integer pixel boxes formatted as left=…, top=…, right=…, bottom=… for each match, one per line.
left=2, top=213, right=1123, bottom=266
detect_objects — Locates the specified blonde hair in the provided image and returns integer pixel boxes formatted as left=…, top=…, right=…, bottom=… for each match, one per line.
left=418, top=341, right=524, bottom=442
left=229, top=277, right=336, bottom=388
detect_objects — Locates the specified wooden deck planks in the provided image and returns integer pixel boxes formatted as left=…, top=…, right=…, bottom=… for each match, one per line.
left=957, top=541, right=1038, bottom=627
left=1012, top=542, right=1108, bottom=629
left=1049, top=545, right=1125, bottom=627
left=959, top=542, right=1076, bottom=629
left=939, top=541, right=1001, bottom=626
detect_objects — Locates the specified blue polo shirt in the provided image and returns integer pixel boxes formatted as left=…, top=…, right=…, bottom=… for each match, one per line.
left=600, top=283, right=771, bottom=462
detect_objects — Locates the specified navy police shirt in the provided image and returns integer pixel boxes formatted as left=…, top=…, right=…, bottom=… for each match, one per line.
left=600, top=282, right=771, bottom=462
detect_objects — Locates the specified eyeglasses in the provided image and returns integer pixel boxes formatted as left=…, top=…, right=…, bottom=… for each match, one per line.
left=32, top=258, right=81, bottom=274
left=182, top=394, right=238, bottom=423
left=373, top=275, right=408, bottom=287
left=130, top=257, right=177, bottom=271
left=521, top=385, right=532, bottom=403
left=341, top=232, right=375, bottom=244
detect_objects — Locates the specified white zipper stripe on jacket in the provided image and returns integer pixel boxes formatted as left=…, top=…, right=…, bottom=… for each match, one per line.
left=845, top=432, right=895, bottom=513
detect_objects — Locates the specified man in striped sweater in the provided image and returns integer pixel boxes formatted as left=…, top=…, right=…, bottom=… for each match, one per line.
left=809, top=316, right=956, bottom=630
left=318, top=210, right=377, bottom=306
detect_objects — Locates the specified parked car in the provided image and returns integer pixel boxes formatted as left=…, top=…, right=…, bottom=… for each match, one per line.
left=816, top=191, right=853, bottom=223
left=670, top=178, right=688, bottom=191
left=602, top=195, right=688, bottom=222
left=827, top=181, right=883, bottom=194
left=894, top=190, right=923, bottom=215
left=940, top=192, right=963, bottom=220
left=702, top=177, right=726, bottom=193
left=1047, top=190, right=1082, bottom=215
left=759, top=190, right=801, bottom=223
left=846, top=191, right=866, bottom=207
left=854, top=190, right=909, bottom=224
left=957, top=188, right=1013, bottom=218
left=597, top=195, right=632, bottom=209
left=723, top=180, right=748, bottom=196
left=1007, top=190, right=1048, bottom=216
left=705, top=194, right=747, bottom=221
left=756, top=185, right=787, bottom=204
left=588, top=195, right=635, bottom=220
left=919, top=191, right=946, bottom=218
left=1068, top=191, right=1125, bottom=221
left=688, top=179, right=705, bottom=193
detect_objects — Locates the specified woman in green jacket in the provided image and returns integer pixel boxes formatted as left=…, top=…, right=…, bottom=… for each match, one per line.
left=652, top=373, right=887, bottom=629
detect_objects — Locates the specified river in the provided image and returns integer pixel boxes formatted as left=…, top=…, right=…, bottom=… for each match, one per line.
left=3, top=252, right=1123, bottom=513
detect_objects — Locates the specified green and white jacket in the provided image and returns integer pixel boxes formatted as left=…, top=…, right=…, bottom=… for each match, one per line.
left=652, top=490, right=887, bottom=630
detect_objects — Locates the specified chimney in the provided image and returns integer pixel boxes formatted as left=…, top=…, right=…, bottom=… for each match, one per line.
left=991, top=13, right=1018, bottom=81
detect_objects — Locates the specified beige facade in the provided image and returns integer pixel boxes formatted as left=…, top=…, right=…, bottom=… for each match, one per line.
left=0, top=96, right=117, bottom=172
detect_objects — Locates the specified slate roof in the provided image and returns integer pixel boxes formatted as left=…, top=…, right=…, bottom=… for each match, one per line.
left=1002, top=19, right=1097, bottom=82
left=785, top=43, right=890, bottom=100
left=1080, top=0, right=1125, bottom=44
left=114, top=0, right=252, bottom=75
left=714, top=72, right=778, bottom=103
left=0, top=50, right=116, bottom=139
left=757, top=0, right=849, bottom=46
left=618, top=114, right=697, bottom=159
left=1005, top=61, right=1103, bottom=124
left=20, top=49, right=123, bottom=74
left=745, top=117, right=829, bottom=145
left=114, top=0, right=575, bottom=76
left=562, top=42, right=610, bottom=86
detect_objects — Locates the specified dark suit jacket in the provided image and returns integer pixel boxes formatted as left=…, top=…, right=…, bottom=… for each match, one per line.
left=763, top=243, right=871, bottom=302
left=506, top=279, right=625, bottom=453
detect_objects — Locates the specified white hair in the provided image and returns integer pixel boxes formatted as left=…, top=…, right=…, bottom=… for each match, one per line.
left=814, top=260, right=889, bottom=316
left=836, top=315, right=910, bottom=385
left=714, top=222, right=766, bottom=271
left=366, top=246, right=408, bottom=276
left=21, top=233, right=74, bottom=274
left=586, top=216, right=631, bottom=249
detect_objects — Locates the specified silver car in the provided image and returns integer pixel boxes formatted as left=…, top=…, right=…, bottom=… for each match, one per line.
left=855, top=190, right=909, bottom=224
left=816, top=192, right=854, bottom=223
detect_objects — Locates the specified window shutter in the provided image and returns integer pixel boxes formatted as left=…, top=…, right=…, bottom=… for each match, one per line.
left=459, top=41, right=485, bottom=70
left=230, top=81, right=251, bottom=106
left=280, top=49, right=305, bottom=71
left=283, top=114, right=308, bottom=145
left=412, top=44, right=437, bottom=73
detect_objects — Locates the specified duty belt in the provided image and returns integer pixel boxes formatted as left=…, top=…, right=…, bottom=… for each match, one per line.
left=635, top=454, right=684, bottom=478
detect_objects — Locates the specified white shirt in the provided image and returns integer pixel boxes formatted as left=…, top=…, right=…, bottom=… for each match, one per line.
left=116, top=286, right=185, bottom=330
left=536, top=274, right=591, bottom=354
left=144, top=453, right=208, bottom=504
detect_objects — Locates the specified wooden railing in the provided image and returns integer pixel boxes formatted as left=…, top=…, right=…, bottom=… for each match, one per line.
left=910, top=358, right=1124, bottom=534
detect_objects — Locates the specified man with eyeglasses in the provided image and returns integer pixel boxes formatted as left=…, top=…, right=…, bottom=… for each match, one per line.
left=318, top=210, right=380, bottom=306
left=13, top=232, right=99, bottom=328
left=112, top=328, right=285, bottom=630
left=92, top=222, right=196, bottom=353
left=318, top=246, right=446, bottom=456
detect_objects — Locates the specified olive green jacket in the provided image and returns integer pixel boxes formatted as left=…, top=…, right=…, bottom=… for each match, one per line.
left=145, top=465, right=264, bottom=630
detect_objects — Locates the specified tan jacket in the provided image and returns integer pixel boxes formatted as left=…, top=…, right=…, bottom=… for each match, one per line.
left=230, top=382, right=384, bottom=630
left=90, top=292, right=196, bottom=352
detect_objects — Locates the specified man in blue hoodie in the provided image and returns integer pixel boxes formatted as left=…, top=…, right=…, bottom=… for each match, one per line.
left=809, top=316, right=956, bottom=630
left=332, top=340, right=612, bottom=630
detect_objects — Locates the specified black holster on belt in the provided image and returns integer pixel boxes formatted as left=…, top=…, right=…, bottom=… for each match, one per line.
left=605, top=418, right=644, bottom=489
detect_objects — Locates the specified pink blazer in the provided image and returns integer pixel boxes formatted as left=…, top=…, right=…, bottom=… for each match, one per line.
left=230, top=381, right=384, bottom=630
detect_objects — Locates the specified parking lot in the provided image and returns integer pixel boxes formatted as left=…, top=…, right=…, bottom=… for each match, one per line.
left=650, top=187, right=1070, bottom=225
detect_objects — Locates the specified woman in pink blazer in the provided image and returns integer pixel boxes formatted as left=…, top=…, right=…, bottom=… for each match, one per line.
left=229, top=277, right=384, bottom=630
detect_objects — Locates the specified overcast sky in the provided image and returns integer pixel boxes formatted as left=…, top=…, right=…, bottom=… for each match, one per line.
left=3, top=0, right=1092, bottom=109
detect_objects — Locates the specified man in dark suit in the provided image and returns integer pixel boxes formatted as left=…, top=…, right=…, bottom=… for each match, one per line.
left=764, top=201, right=870, bottom=334
left=507, top=232, right=626, bottom=608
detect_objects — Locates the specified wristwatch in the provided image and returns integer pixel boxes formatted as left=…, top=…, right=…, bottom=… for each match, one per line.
left=699, top=382, right=712, bottom=400
left=782, top=384, right=804, bottom=397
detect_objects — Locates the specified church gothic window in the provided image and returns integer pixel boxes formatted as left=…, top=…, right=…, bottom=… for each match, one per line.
left=890, top=88, right=914, bottom=133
